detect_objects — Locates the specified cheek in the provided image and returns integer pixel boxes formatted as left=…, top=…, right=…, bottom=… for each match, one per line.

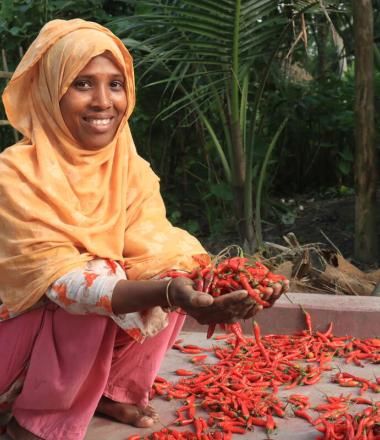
left=60, top=94, right=75, bottom=124
left=60, top=94, right=85, bottom=127
left=60, top=89, right=86, bottom=113
left=115, top=93, right=128, bottom=116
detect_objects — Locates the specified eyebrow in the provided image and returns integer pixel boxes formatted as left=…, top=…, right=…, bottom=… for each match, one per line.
left=75, top=74, right=125, bottom=79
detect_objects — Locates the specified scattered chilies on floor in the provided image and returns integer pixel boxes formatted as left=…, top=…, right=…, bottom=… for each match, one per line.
left=139, top=319, right=380, bottom=439
left=129, top=279, right=379, bottom=439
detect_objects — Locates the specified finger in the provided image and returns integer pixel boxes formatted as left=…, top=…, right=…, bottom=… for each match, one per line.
left=261, top=286, right=273, bottom=301
left=255, top=304, right=263, bottom=313
left=271, top=281, right=289, bottom=303
left=213, top=290, right=248, bottom=306
left=244, top=303, right=262, bottom=319
left=189, top=291, right=214, bottom=308
left=271, top=283, right=282, bottom=299
left=242, top=304, right=255, bottom=319
left=240, top=297, right=258, bottom=312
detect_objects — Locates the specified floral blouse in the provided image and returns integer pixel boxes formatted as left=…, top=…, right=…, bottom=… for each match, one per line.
left=0, top=258, right=171, bottom=343
left=0, top=258, right=173, bottom=419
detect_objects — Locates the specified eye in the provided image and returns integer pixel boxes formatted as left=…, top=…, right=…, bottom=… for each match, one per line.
left=110, top=80, right=124, bottom=90
left=73, top=79, right=92, bottom=90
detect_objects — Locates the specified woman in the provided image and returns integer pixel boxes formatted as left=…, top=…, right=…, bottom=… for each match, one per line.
left=0, top=19, right=286, bottom=440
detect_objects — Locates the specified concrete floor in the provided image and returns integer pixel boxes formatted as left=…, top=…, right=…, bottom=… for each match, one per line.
left=2, top=293, right=380, bottom=439
left=1, top=331, right=379, bottom=439
left=82, top=330, right=380, bottom=440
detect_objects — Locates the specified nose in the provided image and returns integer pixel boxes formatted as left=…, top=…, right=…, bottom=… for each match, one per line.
left=92, top=84, right=112, bottom=110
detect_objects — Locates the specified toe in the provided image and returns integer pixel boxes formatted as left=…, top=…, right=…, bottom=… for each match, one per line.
left=142, top=405, right=159, bottom=423
left=134, top=414, right=155, bottom=428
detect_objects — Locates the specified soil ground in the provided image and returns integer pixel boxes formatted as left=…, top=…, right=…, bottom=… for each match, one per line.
left=266, top=194, right=380, bottom=270
left=266, top=196, right=356, bottom=258
left=204, top=194, right=380, bottom=271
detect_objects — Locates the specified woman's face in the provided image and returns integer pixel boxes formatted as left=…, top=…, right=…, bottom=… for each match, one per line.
left=60, top=54, right=127, bottom=149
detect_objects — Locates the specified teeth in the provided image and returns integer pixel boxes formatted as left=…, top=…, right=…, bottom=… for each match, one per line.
left=87, top=118, right=112, bottom=126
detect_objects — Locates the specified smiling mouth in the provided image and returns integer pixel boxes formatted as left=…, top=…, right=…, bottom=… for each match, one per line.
left=84, top=117, right=114, bottom=127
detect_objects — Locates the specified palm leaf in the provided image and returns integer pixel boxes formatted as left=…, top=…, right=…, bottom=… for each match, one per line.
left=108, top=0, right=333, bottom=249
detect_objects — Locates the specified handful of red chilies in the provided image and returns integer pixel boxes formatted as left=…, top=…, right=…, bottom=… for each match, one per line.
left=160, top=256, right=288, bottom=339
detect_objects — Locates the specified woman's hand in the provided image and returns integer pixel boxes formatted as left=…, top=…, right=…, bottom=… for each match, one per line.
left=185, top=291, right=259, bottom=325
left=261, top=279, right=289, bottom=306
left=169, top=277, right=288, bottom=325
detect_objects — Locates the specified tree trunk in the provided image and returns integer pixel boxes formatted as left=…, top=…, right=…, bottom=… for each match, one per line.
left=231, top=120, right=256, bottom=252
left=353, top=0, right=379, bottom=263
left=316, top=17, right=329, bottom=79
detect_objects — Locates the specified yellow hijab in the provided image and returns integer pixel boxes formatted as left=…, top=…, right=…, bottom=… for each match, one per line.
left=0, top=19, right=206, bottom=315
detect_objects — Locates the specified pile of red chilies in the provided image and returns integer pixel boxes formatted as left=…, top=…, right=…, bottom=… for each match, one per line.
left=161, top=256, right=287, bottom=339
left=127, top=309, right=380, bottom=440
left=287, top=392, right=380, bottom=439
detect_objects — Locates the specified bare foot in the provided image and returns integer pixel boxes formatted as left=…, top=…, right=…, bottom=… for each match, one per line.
left=7, top=418, right=42, bottom=440
left=96, top=397, right=159, bottom=428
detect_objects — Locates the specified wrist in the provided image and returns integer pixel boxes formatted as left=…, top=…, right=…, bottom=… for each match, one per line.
left=162, top=278, right=179, bottom=312
left=162, top=277, right=193, bottom=312
left=165, top=278, right=176, bottom=309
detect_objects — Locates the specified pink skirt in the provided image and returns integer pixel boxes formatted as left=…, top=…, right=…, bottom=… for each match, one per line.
left=0, top=304, right=185, bottom=439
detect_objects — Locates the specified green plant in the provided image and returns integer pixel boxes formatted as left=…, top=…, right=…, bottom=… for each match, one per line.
left=109, top=0, right=332, bottom=251
left=264, top=67, right=380, bottom=196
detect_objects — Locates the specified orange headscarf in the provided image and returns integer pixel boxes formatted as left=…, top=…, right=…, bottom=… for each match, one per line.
left=0, top=19, right=207, bottom=315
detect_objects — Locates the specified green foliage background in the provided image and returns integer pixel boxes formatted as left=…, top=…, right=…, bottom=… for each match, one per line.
left=0, top=1, right=379, bottom=244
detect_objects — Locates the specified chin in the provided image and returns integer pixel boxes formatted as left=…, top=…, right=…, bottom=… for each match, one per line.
left=80, top=136, right=114, bottom=150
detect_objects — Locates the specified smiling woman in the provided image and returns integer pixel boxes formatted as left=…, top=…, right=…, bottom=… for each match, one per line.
left=60, top=53, right=128, bottom=149
left=0, top=17, right=286, bottom=440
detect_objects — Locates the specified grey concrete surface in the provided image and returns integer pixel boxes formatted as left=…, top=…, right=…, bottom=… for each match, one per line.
left=83, top=330, right=380, bottom=440
left=2, top=292, right=379, bottom=439
left=184, top=292, right=380, bottom=338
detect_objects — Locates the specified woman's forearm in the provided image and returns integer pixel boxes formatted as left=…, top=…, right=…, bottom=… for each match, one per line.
left=111, top=279, right=171, bottom=315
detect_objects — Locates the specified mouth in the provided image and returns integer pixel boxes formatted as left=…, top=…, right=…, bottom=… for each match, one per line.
left=83, top=117, right=114, bottom=128
left=83, top=116, right=115, bottom=134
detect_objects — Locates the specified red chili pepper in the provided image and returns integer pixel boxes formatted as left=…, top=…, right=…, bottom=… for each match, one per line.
left=194, top=277, right=204, bottom=292
left=300, top=305, right=312, bottom=334
left=175, top=418, right=194, bottom=426
left=160, top=270, right=190, bottom=279
left=303, top=373, right=321, bottom=385
left=207, top=323, right=216, bottom=339
left=288, top=394, right=310, bottom=408
left=180, top=347, right=204, bottom=354
left=213, top=334, right=232, bottom=341
left=316, top=331, right=330, bottom=343
left=351, top=397, right=372, bottom=405
left=225, top=323, right=244, bottom=342
left=175, top=369, right=195, bottom=376
left=239, top=274, right=269, bottom=307
left=167, top=390, right=190, bottom=399
left=249, top=417, right=266, bottom=427
left=183, top=344, right=205, bottom=350
left=191, top=355, right=208, bottom=363
left=194, top=417, right=204, bottom=439
left=294, top=409, right=315, bottom=425
left=272, top=404, right=285, bottom=418
left=225, top=257, right=248, bottom=272
left=265, top=413, right=276, bottom=433
left=203, top=270, right=214, bottom=294
left=322, top=322, right=333, bottom=337
left=155, top=375, right=168, bottom=383
left=153, top=383, right=168, bottom=396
